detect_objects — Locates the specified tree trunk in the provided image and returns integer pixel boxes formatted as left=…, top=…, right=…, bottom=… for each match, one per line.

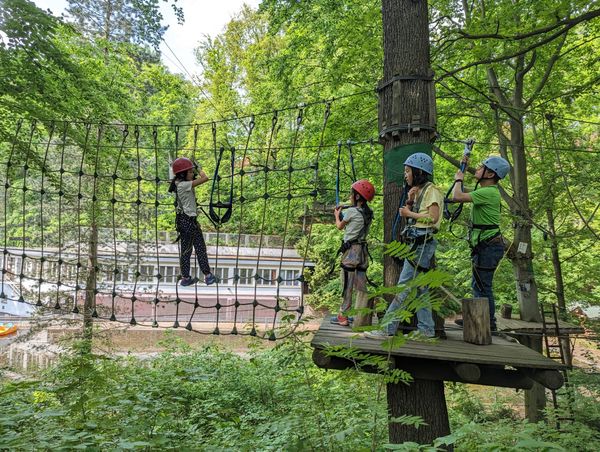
left=387, top=379, right=451, bottom=448
left=534, top=121, right=572, bottom=366
left=520, top=334, right=547, bottom=422
left=546, top=208, right=572, bottom=366
left=507, top=116, right=542, bottom=323
left=487, top=65, right=545, bottom=420
left=380, top=0, right=447, bottom=445
left=380, top=0, right=436, bottom=290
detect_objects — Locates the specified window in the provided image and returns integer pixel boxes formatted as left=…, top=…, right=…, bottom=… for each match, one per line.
left=280, top=269, right=300, bottom=286
left=160, top=266, right=176, bottom=284
left=234, top=268, right=253, bottom=285
left=214, top=267, right=229, bottom=284
left=139, top=265, right=154, bottom=283
left=257, top=268, right=277, bottom=286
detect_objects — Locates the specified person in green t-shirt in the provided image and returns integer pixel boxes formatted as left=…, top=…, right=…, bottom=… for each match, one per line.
left=452, top=155, right=510, bottom=331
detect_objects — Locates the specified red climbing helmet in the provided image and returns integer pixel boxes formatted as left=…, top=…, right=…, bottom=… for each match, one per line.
left=172, top=157, right=194, bottom=175
left=351, top=179, right=375, bottom=202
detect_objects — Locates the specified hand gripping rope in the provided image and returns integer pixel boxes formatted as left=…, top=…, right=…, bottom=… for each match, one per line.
left=443, top=138, right=475, bottom=222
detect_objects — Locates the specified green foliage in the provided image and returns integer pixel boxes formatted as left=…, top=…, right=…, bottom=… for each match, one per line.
left=0, top=338, right=388, bottom=450
left=2, top=342, right=600, bottom=450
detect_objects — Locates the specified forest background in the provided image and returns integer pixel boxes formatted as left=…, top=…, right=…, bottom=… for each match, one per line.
left=0, top=0, right=599, bottom=449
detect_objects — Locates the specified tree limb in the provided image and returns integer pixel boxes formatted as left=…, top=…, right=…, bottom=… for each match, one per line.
left=524, top=32, right=568, bottom=109
left=437, top=10, right=599, bottom=82
left=455, top=8, right=600, bottom=41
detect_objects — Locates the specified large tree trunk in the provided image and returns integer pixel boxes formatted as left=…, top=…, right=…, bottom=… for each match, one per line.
left=380, top=0, right=449, bottom=444
left=387, top=380, right=451, bottom=448
left=380, top=0, right=436, bottom=288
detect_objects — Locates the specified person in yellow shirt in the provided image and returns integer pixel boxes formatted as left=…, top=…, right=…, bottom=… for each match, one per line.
left=365, top=153, right=443, bottom=339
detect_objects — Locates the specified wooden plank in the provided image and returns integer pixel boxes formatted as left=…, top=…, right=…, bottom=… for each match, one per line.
left=311, top=320, right=565, bottom=370
left=496, top=317, right=584, bottom=334
left=313, top=335, right=558, bottom=369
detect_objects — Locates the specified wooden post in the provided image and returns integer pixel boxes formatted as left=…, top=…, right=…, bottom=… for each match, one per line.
left=520, top=334, right=547, bottom=421
left=353, top=289, right=372, bottom=328
left=462, top=298, right=491, bottom=345
left=500, top=303, right=512, bottom=319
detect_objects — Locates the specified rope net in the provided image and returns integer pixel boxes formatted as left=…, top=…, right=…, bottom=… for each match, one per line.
left=0, top=96, right=379, bottom=339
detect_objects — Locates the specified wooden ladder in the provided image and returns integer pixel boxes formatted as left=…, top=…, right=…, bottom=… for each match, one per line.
left=540, top=303, right=574, bottom=427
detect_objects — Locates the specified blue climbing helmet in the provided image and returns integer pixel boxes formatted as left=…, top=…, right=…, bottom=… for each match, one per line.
left=482, top=156, right=510, bottom=179
left=404, top=152, right=433, bottom=175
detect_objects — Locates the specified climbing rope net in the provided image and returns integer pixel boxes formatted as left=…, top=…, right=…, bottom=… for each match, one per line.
left=0, top=95, right=380, bottom=339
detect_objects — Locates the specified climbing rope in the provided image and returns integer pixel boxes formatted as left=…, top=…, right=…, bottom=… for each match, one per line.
left=0, top=95, right=378, bottom=339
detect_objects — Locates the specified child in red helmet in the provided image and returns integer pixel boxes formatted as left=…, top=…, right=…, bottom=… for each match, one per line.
left=332, top=179, right=375, bottom=326
left=168, top=157, right=216, bottom=286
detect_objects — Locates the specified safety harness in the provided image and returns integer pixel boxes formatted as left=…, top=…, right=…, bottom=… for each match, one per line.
left=338, top=205, right=372, bottom=269
left=401, top=182, right=437, bottom=272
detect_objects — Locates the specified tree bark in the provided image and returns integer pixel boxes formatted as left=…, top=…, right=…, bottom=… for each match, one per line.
left=380, top=0, right=448, bottom=445
left=380, top=0, right=436, bottom=293
left=520, top=334, right=547, bottom=422
left=462, top=297, right=492, bottom=345
left=387, top=379, right=451, bottom=448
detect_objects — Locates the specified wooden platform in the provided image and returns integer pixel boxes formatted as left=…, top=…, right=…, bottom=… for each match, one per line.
left=496, top=317, right=584, bottom=335
left=311, top=320, right=566, bottom=390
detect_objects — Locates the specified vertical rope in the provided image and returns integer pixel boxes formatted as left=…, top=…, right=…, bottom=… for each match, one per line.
left=54, top=121, right=68, bottom=310
left=271, top=106, right=304, bottom=340
left=151, top=125, right=162, bottom=327
left=0, top=120, right=22, bottom=300
left=249, top=111, right=278, bottom=336
left=110, top=125, right=129, bottom=322
left=347, top=139, right=357, bottom=182
left=132, top=125, right=142, bottom=324
left=18, top=120, right=36, bottom=305
left=296, top=102, right=331, bottom=326
left=38, top=121, right=56, bottom=308
left=73, top=122, right=92, bottom=314
left=88, top=123, right=104, bottom=319
left=231, top=116, right=255, bottom=335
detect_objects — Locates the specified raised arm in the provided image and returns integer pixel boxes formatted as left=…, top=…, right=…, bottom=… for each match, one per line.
left=192, top=170, right=209, bottom=187
left=452, top=169, right=473, bottom=203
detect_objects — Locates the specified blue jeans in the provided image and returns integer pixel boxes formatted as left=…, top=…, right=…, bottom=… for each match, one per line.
left=384, top=238, right=436, bottom=336
left=471, top=240, right=504, bottom=328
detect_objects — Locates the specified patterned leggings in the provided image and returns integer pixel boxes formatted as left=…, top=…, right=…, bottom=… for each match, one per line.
left=176, top=214, right=212, bottom=277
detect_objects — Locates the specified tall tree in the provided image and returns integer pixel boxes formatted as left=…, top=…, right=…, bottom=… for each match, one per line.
left=66, top=0, right=183, bottom=57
